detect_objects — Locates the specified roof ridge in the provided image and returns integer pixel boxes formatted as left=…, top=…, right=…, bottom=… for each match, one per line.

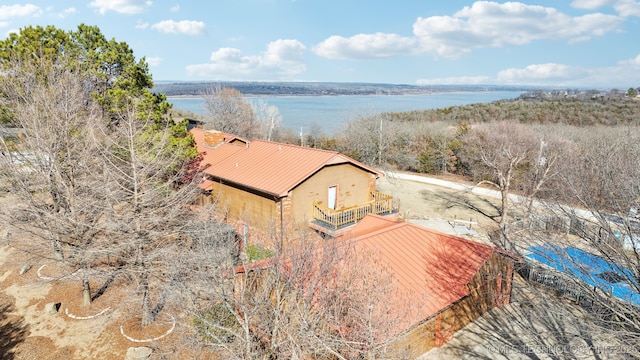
left=201, top=142, right=247, bottom=167
left=346, top=219, right=495, bottom=253
left=344, top=221, right=408, bottom=243
left=250, top=139, right=340, bottom=154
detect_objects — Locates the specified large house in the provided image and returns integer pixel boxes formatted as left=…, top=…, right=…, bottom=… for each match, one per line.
left=236, top=214, right=517, bottom=358
left=191, top=127, right=517, bottom=358
left=190, top=128, right=397, bottom=247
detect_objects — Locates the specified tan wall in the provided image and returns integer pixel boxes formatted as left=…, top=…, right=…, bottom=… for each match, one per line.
left=206, top=164, right=377, bottom=247
left=290, top=164, right=374, bottom=225
left=210, top=181, right=279, bottom=244
left=390, top=295, right=479, bottom=358
left=467, top=252, right=515, bottom=309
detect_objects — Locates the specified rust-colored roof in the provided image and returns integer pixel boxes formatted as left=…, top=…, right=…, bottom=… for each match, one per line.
left=190, top=128, right=382, bottom=198
left=189, top=128, right=249, bottom=153
left=344, top=216, right=494, bottom=325
left=198, top=179, right=214, bottom=191
left=237, top=214, right=497, bottom=340
left=339, top=213, right=402, bottom=238
left=191, top=128, right=246, bottom=164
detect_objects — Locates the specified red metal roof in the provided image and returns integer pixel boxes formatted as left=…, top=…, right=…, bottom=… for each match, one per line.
left=344, top=215, right=495, bottom=327
left=198, top=179, right=214, bottom=191
left=190, top=128, right=381, bottom=198
left=237, top=214, right=497, bottom=340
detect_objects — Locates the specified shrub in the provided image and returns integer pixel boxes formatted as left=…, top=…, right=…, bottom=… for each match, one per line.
left=245, top=244, right=274, bottom=262
left=193, top=302, right=238, bottom=343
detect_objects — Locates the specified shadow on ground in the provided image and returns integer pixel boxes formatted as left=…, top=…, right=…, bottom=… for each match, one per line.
left=0, top=293, right=28, bottom=360
left=422, top=275, right=639, bottom=360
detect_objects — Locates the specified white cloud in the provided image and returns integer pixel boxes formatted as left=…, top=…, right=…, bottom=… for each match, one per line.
left=146, top=56, right=162, bottom=66
left=135, top=20, right=149, bottom=29
left=264, top=39, right=306, bottom=63
left=186, top=39, right=306, bottom=80
left=497, top=63, right=588, bottom=84
left=613, top=0, right=640, bottom=17
left=59, top=7, right=77, bottom=18
left=151, top=20, right=206, bottom=36
left=573, top=56, right=640, bottom=87
left=413, top=1, right=622, bottom=58
left=46, top=6, right=76, bottom=19
left=209, top=47, right=243, bottom=62
left=170, top=4, right=180, bottom=12
left=572, top=0, right=640, bottom=17
left=0, top=4, right=41, bottom=20
left=416, top=76, right=493, bottom=85
left=571, top=0, right=614, bottom=9
left=313, top=33, right=417, bottom=60
left=438, top=57, right=640, bottom=87
left=618, top=53, right=640, bottom=65
left=89, top=0, right=152, bottom=15
left=314, top=1, right=623, bottom=61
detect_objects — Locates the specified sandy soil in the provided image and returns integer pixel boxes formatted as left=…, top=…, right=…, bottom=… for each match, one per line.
left=0, top=241, right=191, bottom=360
left=376, top=173, right=501, bottom=244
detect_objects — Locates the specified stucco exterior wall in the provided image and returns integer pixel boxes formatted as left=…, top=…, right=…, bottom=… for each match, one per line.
left=210, top=181, right=279, bottom=239
left=289, top=163, right=374, bottom=225
left=202, top=164, right=378, bottom=247
left=390, top=294, right=478, bottom=358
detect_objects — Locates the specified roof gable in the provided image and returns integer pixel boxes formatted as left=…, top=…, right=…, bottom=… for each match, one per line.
left=191, top=129, right=381, bottom=197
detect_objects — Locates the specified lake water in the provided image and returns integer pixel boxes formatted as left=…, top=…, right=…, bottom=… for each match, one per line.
left=169, top=91, right=523, bottom=134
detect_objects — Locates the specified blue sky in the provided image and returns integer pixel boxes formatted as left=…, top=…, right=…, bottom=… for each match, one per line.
left=1, top=1, right=640, bottom=88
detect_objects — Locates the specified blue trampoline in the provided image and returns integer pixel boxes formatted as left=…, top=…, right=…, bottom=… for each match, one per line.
left=525, top=245, right=640, bottom=306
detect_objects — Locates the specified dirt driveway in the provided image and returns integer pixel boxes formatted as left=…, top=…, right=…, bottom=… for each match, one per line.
left=376, top=172, right=500, bottom=244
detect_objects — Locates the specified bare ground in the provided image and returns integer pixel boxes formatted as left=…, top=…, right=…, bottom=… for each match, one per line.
left=0, top=242, right=196, bottom=360
left=376, top=173, right=501, bottom=245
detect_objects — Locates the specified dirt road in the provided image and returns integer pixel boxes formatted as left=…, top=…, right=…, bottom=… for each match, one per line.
left=376, top=172, right=500, bottom=244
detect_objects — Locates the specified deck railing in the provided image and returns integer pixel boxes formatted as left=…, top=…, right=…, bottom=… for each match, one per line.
left=312, top=191, right=396, bottom=230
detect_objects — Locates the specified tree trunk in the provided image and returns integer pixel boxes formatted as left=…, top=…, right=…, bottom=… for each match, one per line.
left=500, top=187, right=509, bottom=231
left=53, top=239, right=64, bottom=261
left=82, top=278, right=92, bottom=306
left=499, top=187, right=513, bottom=251
left=140, top=270, right=153, bottom=326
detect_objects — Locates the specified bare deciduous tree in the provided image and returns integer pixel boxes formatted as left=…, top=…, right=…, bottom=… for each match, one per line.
left=95, top=97, right=201, bottom=326
left=252, top=99, right=282, bottom=141
left=459, top=121, right=569, bottom=249
left=459, top=125, right=640, bottom=358
left=203, top=85, right=257, bottom=139
left=177, top=225, right=415, bottom=359
left=0, top=61, right=106, bottom=306
left=334, top=114, right=392, bottom=167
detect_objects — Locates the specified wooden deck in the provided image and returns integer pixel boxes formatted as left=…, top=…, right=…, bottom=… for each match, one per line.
left=311, top=191, right=397, bottom=234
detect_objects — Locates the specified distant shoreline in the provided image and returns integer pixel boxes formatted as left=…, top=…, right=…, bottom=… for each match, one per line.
left=167, top=90, right=526, bottom=133
left=165, top=90, right=514, bottom=100
left=155, top=81, right=538, bottom=98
